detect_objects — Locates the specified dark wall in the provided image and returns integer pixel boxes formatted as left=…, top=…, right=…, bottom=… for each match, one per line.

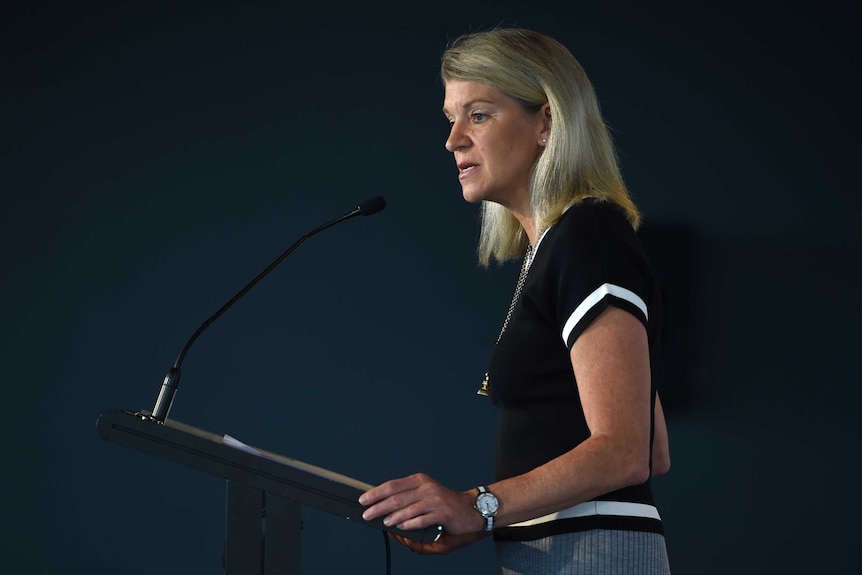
left=3, top=1, right=860, bottom=573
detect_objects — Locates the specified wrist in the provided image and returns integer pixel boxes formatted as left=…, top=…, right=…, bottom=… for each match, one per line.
left=472, top=485, right=499, bottom=532
left=465, top=489, right=485, bottom=532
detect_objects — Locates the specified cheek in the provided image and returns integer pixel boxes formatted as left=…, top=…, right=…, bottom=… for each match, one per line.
left=503, top=143, right=539, bottom=175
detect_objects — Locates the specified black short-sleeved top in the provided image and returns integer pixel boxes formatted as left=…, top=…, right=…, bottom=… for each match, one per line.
left=488, top=199, right=663, bottom=538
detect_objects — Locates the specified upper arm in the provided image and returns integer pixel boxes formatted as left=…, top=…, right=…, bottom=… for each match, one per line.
left=569, top=306, right=653, bottom=468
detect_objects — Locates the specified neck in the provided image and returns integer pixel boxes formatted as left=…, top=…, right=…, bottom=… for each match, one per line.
left=500, top=191, right=538, bottom=245
left=515, top=214, right=539, bottom=246
left=518, top=217, right=539, bottom=247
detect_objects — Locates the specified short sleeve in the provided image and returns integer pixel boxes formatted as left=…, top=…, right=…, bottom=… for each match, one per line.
left=540, top=203, right=654, bottom=350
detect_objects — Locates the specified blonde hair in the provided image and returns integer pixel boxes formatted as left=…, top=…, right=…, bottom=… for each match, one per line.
left=441, top=27, right=640, bottom=266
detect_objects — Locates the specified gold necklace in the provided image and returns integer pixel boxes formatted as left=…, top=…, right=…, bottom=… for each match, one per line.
left=477, top=243, right=535, bottom=396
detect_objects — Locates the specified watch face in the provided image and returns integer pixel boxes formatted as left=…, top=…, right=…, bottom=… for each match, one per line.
left=476, top=492, right=499, bottom=515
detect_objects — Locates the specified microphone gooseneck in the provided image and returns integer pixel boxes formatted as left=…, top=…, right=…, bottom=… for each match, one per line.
left=148, top=196, right=387, bottom=423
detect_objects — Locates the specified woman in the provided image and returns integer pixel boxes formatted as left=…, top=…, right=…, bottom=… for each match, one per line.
left=360, top=27, right=671, bottom=574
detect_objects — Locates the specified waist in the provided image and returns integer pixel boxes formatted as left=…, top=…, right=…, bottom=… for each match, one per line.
left=509, top=500, right=661, bottom=527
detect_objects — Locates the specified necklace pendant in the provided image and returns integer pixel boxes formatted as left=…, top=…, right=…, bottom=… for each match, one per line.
left=477, top=373, right=490, bottom=396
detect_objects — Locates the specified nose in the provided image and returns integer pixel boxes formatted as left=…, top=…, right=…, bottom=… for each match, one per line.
left=445, top=120, right=469, bottom=152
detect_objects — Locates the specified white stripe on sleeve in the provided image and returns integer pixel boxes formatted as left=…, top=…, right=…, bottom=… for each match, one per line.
left=561, top=283, right=648, bottom=344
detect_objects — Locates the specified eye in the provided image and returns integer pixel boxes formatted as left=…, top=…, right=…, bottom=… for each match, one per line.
left=471, top=112, right=487, bottom=123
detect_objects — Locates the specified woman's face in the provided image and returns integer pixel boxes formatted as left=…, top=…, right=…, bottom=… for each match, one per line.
left=443, top=80, right=547, bottom=212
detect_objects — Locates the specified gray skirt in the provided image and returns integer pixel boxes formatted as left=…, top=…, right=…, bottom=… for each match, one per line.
left=495, top=529, right=671, bottom=575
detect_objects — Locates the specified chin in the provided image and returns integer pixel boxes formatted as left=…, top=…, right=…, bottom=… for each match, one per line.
left=461, top=186, right=488, bottom=204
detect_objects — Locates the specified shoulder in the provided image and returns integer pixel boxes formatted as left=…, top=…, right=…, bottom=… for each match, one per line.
left=553, top=198, right=636, bottom=241
left=538, top=199, right=639, bottom=266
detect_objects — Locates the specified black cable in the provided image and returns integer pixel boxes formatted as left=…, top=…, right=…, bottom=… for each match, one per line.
left=383, top=531, right=392, bottom=575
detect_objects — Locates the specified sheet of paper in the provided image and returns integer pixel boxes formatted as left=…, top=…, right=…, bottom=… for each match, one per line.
left=223, top=434, right=261, bottom=455
left=221, top=433, right=373, bottom=490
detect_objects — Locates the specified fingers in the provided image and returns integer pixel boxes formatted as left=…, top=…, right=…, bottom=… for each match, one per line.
left=393, top=532, right=488, bottom=555
left=363, top=491, right=435, bottom=528
left=359, top=473, right=448, bottom=529
left=360, top=474, right=419, bottom=521
left=360, top=474, right=482, bottom=535
left=383, top=500, right=438, bottom=531
left=392, top=533, right=447, bottom=555
left=391, top=534, right=429, bottom=554
left=359, top=473, right=426, bottom=507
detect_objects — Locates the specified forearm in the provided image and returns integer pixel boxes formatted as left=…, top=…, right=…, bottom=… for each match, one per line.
left=488, top=433, right=651, bottom=528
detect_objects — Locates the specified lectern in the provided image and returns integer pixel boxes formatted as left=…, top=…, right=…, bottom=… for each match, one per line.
left=97, top=409, right=442, bottom=574
left=96, top=197, right=439, bottom=571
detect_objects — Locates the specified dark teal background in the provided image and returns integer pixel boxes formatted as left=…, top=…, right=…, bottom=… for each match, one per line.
left=2, top=1, right=860, bottom=573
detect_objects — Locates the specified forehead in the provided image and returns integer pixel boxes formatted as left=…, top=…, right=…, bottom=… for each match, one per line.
left=442, top=80, right=505, bottom=111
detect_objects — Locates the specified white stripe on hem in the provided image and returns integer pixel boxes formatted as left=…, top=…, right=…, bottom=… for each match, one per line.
left=509, top=501, right=661, bottom=528
left=561, top=283, right=648, bottom=344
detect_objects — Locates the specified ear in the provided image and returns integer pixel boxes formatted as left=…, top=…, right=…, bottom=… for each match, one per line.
left=538, top=102, right=552, bottom=146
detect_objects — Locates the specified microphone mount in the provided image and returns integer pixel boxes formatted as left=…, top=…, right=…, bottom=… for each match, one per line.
left=146, top=196, right=386, bottom=423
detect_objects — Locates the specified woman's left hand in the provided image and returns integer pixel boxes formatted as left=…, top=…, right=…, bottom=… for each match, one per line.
left=390, top=531, right=488, bottom=555
left=359, top=473, right=483, bottom=535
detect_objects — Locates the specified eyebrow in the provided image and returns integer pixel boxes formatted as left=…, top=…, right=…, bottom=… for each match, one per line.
left=442, top=99, right=496, bottom=116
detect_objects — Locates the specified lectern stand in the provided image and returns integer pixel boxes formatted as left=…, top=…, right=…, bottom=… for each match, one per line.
left=97, top=409, right=441, bottom=574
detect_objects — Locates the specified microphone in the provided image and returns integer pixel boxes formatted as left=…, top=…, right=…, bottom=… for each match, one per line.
left=147, top=196, right=387, bottom=423
left=357, top=195, right=385, bottom=216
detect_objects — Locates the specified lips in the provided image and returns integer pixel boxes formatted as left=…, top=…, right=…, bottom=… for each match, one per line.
left=458, top=161, right=478, bottom=180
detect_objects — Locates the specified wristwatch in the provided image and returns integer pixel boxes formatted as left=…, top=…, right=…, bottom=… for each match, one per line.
left=474, top=485, right=499, bottom=531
